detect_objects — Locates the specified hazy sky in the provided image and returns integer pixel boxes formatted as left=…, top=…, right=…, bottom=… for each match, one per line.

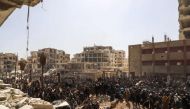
left=0, top=0, right=179, bottom=58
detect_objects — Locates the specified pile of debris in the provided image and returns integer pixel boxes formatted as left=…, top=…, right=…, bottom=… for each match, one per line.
left=0, top=80, right=53, bottom=109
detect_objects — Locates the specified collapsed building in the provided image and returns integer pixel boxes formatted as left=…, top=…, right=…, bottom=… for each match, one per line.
left=62, top=46, right=128, bottom=80
left=0, top=80, right=54, bottom=109
left=26, top=48, right=70, bottom=80
left=0, top=53, right=17, bottom=74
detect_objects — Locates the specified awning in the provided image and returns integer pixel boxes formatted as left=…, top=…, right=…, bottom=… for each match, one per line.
left=0, top=7, right=15, bottom=26
left=0, top=0, right=40, bottom=26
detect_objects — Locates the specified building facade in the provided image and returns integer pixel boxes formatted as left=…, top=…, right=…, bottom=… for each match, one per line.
left=28, top=48, right=70, bottom=73
left=67, top=46, right=127, bottom=80
left=128, top=0, right=190, bottom=77
left=0, top=53, right=17, bottom=73
left=179, top=0, right=190, bottom=40
left=129, top=39, right=190, bottom=77
left=72, top=46, right=127, bottom=69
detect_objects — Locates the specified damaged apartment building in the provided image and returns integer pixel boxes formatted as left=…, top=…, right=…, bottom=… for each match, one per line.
left=0, top=53, right=18, bottom=74
left=129, top=37, right=190, bottom=77
left=129, top=0, right=190, bottom=77
left=27, top=48, right=70, bottom=75
left=65, top=46, right=127, bottom=80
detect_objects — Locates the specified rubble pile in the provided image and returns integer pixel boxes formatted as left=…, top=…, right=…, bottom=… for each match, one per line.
left=0, top=80, right=53, bottom=109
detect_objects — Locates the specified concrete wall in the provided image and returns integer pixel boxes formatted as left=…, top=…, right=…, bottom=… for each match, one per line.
left=169, top=52, right=184, bottom=60
left=154, top=66, right=167, bottom=74
left=170, top=40, right=184, bottom=46
left=142, top=54, right=153, bottom=61
left=170, top=66, right=184, bottom=74
left=155, top=53, right=167, bottom=60
left=129, top=45, right=142, bottom=76
left=154, top=42, right=167, bottom=48
left=186, top=39, right=190, bottom=45
left=142, top=44, right=153, bottom=49
left=142, top=66, right=153, bottom=75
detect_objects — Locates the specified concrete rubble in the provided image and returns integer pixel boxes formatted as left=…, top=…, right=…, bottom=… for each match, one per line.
left=0, top=80, right=53, bottom=109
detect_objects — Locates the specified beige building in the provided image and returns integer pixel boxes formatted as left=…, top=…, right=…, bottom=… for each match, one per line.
left=28, top=48, right=70, bottom=73
left=179, top=0, right=190, bottom=40
left=0, top=53, right=17, bottom=73
left=72, top=46, right=127, bottom=69
left=129, top=39, right=190, bottom=77
left=67, top=46, right=127, bottom=80
left=56, top=50, right=70, bottom=70
left=129, top=0, right=190, bottom=77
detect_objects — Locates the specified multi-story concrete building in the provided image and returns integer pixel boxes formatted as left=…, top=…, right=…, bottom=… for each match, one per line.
left=129, top=39, right=190, bottom=77
left=67, top=46, right=127, bottom=80
left=72, top=46, right=126, bottom=69
left=29, top=51, right=39, bottom=72
left=128, top=0, right=190, bottom=78
left=56, top=50, right=70, bottom=71
left=179, top=0, right=190, bottom=40
left=114, top=50, right=126, bottom=67
left=0, top=53, right=17, bottom=73
left=28, top=48, right=70, bottom=73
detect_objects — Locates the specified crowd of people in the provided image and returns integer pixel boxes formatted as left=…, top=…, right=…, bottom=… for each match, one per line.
left=3, top=76, right=190, bottom=109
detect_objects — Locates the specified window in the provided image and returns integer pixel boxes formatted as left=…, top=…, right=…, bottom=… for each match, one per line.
left=186, top=46, right=190, bottom=52
left=155, top=48, right=167, bottom=53
left=155, top=61, right=166, bottom=66
left=170, top=47, right=184, bottom=52
left=142, top=49, right=153, bottom=54
left=142, top=61, right=152, bottom=65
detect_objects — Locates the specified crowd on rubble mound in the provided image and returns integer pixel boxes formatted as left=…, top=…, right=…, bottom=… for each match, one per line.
left=3, top=76, right=190, bottom=109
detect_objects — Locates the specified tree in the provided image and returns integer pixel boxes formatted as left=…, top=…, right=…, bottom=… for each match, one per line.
left=39, top=52, right=46, bottom=88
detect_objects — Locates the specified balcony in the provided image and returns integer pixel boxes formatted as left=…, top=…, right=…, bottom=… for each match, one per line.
left=183, top=28, right=190, bottom=38
left=155, top=53, right=167, bottom=61
left=179, top=15, right=190, bottom=28
left=142, top=54, right=153, bottom=61
left=142, top=66, right=153, bottom=73
left=154, top=66, right=167, bottom=74
left=179, top=5, right=190, bottom=15
left=181, top=0, right=190, bottom=6
left=169, top=52, right=184, bottom=60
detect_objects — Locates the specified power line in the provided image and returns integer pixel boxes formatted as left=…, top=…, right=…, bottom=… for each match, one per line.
left=26, top=6, right=30, bottom=58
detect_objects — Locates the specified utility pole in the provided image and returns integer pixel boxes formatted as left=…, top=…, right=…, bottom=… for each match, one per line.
left=6, top=65, right=7, bottom=82
left=15, top=53, right=18, bottom=82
